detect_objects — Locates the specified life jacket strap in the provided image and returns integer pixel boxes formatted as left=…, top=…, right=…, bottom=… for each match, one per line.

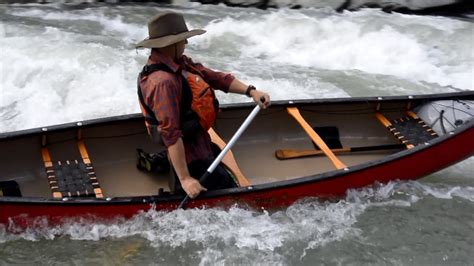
left=137, top=64, right=198, bottom=141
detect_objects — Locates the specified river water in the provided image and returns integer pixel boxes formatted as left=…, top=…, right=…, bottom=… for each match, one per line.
left=1, top=2, right=473, bottom=265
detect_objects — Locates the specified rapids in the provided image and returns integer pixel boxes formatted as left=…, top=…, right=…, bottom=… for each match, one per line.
left=0, top=2, right=473, bottom=265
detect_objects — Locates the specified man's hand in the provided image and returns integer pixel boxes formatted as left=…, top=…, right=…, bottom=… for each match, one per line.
left=228, top=79, right=271, bottom=108
left=167, top=138, right=207, bottom=198
left=180, top=176, right=207, bottom=198
left=250, top=90, right=271, bottom=109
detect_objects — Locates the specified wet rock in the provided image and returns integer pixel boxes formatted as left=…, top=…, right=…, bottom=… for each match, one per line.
left=191, top=0, right=473, bottom=17
left=1, top=0, right=472, bottom=17
left=335, top=0, right=473, bottom=17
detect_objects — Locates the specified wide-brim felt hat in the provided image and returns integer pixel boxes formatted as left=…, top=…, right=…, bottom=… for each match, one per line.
left=136, top=11, right=206, bottom=49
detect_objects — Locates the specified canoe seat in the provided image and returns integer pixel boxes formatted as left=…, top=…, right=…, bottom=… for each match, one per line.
left=41, top=140, right=104, bottom=199
left=376, top=111, right=438, bottom=148
left=45, top=159, right=103, bottom=198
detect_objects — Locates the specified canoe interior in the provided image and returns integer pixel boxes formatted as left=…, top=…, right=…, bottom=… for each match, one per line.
left=0, top=99, right=458, bottom=198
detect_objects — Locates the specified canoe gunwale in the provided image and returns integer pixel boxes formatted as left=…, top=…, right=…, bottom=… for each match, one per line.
left=1, top=91, right=472, bottom=141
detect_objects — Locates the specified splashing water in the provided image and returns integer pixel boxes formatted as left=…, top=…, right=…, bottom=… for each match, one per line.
left=1, top=2, right=473, bottom=265
left=1, top=179, right=473, bottom=264
left=1, top=4, right=472, bottom=132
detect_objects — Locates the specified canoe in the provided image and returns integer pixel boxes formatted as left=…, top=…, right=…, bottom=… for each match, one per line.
left=1, top=92, right=473, bottom=230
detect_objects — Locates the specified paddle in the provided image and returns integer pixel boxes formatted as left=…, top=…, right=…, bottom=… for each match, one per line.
left=178, top=98, right=264, bottom=209
left=287, top=107, right=347, bottom=169
left=275, top=144, right=405, bottom=160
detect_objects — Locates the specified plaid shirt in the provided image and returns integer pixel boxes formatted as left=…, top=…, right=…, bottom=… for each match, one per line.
left=139, top=50, right=235, bottom=163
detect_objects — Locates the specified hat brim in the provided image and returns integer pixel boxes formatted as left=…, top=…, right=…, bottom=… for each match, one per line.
left=135, top=29, right=206, bottom=49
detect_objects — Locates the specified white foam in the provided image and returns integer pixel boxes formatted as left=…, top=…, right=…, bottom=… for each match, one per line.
left=9, top=8, right=146, bottom=44
left=195, top=9, right=473, bottom=90
left=2, top=6, right=473, bottom=133
left=407, top=181, right=474, bottom=201
left=0, top=202, right=363, bottom=256
left=0, top=19, right=143, bottom=132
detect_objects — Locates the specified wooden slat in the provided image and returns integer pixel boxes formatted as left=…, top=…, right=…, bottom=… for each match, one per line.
left=208, top=128, right=251, bottom=187
left=375, top=112, right=393, bottom=128
left=77, top=140, right=91, bottom=164
left=77, top=140, right=104, bottom=198
left=42, top=146, right=63, bottom=198
left=94, top=188, right=104, bottom=198
left=287, top=107, right=347, bottom=170
left=41, top=147, right=53, bottom=168
left=405, top=110, right=419, bottom=120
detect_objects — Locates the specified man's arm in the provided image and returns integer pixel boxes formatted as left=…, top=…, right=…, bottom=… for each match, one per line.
left=183, top=56, right=270, bottom=107
left=145, top=77, right=206, bottom=198
left=228, top=79, right=270, bottom=109
left=168, top=138, right=207, bottom=198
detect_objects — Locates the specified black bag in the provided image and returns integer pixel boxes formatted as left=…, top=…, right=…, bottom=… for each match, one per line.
left=312, top=126, right=343, bottom=149
left=136, top=149, right=170, bottom=174
left=0, top=180, right=22, bottom=197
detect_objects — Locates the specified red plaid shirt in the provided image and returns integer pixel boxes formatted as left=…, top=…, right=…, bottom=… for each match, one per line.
left=139, top=50, right=235, bottom=163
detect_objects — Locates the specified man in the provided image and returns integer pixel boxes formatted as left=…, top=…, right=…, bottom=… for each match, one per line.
left=136, top=12, right=270, bottom=199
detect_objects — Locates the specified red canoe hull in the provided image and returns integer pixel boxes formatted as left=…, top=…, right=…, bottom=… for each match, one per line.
left=2, top=124, right=472, bottom=230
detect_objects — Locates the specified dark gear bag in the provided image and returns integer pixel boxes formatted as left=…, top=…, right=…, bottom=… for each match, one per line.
left=0, top=180, right=22, bottom=197
left=136, top=149, right=170, bottom=174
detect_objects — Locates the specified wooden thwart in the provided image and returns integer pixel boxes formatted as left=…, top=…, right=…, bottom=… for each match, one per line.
left=287, top=107, right=347, bottom=170
left=208, top=128, right=251, bottom=187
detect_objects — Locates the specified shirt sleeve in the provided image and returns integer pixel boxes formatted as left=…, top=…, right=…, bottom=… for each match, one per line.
left=146, top=77, right=183, bottom=147
left=183, top=55, right=235, bottom=93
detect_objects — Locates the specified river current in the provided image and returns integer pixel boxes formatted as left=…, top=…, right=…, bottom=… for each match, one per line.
left=0, top=2, right=473, bottom=265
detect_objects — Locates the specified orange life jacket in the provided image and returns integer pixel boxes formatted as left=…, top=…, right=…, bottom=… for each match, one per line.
left=137, top=64, right=218, bottom=141
left=185, top=68, right=218, bottom=131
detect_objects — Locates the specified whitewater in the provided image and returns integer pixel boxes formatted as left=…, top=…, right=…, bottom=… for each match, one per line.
left=0, top=2, right=473, bottom=265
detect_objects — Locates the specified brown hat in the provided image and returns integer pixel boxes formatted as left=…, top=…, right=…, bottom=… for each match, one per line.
left=136, top=12, right=206, bottom=49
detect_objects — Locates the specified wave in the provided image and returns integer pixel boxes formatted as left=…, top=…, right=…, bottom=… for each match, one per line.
left=1, top=5, right=472, bottom=133
left=2, top=180, right=472, bottom=262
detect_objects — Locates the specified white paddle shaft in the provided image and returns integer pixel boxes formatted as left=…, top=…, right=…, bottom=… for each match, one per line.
left=178, top=102, right=264, bottom=209
left=207, top=104, right=261, bottom=173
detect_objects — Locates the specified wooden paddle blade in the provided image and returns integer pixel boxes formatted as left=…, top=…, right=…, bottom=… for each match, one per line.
left=208, top=128, right=251, bottom=187
left=275, top=148, right=350, bottom=160
left=287, top=107, right=347, bottom=169
left=275, top=149, right=325, bottom=160
left=276, top=144, right=405, bottom=160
